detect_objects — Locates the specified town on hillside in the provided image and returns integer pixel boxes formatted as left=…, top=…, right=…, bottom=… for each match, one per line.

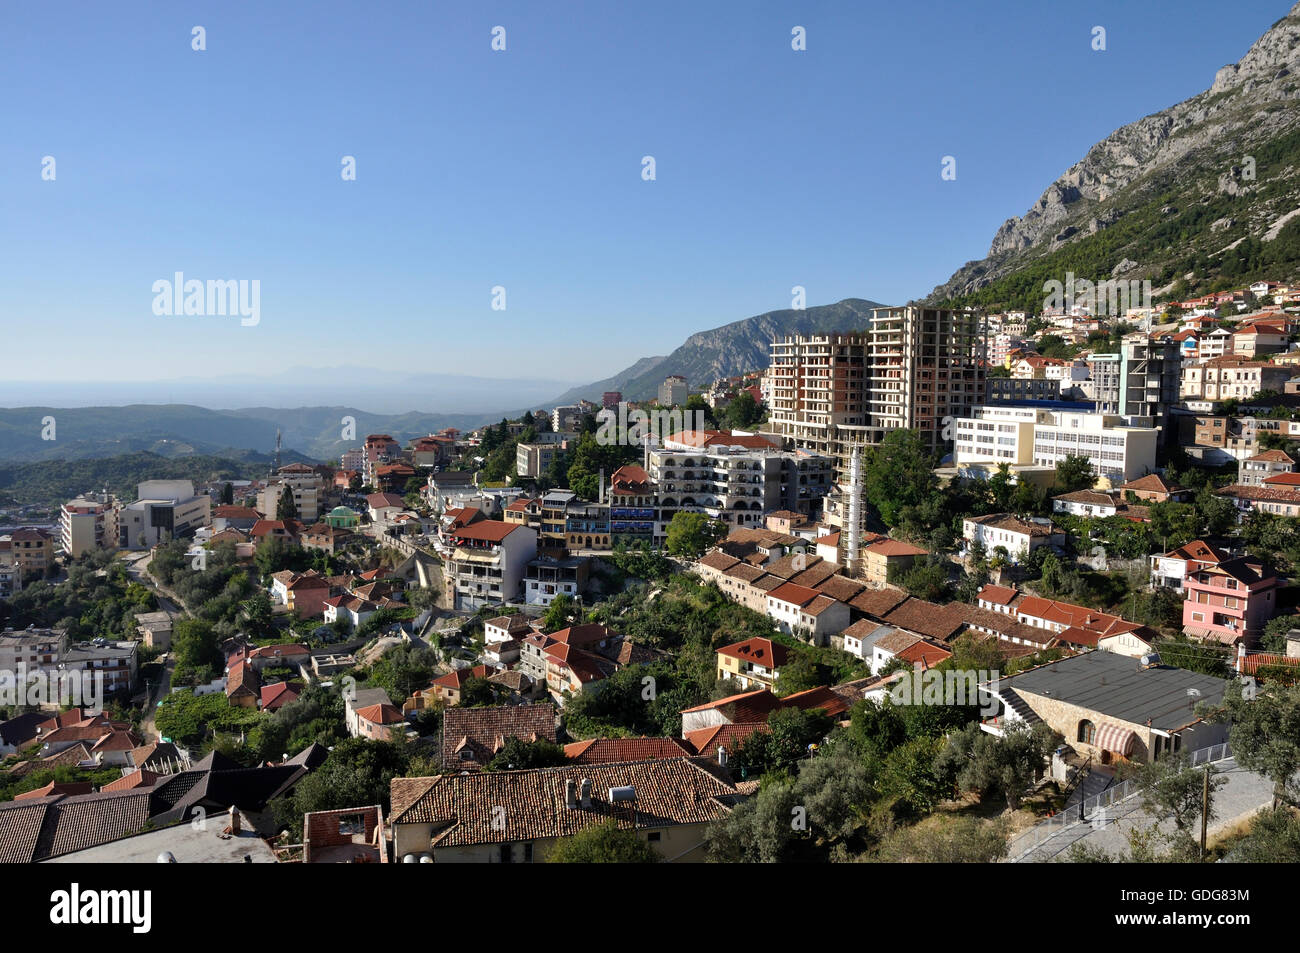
left=4, top=291, right=1300, bottom=868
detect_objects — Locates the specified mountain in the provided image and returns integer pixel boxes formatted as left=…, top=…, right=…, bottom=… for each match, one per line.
left=928, top=3, right=1300, bottom=310
left=0, top=405, right=488, bottom=464
left=550, top=298, right=888, bottom=405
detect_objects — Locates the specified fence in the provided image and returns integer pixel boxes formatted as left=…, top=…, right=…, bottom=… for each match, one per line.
left=1008, top=741, right=1233, bottom=862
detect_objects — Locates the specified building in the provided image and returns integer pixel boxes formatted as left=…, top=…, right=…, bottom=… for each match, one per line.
left=981, top=651, right=1229, bottom=764
left=59, top=493, right=117, bottom=558
left=649, top=430, right=833, bottom=530
left=765, top=582, right=851, bottom=645
left=768, top=308, right=986, bottom=480
left=951, top=404, right=1158, bottom=484
left=257, top=464, right=325, bottom=523
left=658, top=375, right=689, bottom=407
left=5, top=528, right=55, bottom=579
left=1150, top=539, right=1228, bottom=591
left=114, top=480, right=211, bottom=550
left=1238, top=449, right=1295, bottom=487
left=442, top=520, right=538, bottom=610
left=962, top=513, right=1064, bottom=562
left=440, top=703, right=557, bottom=772
left=389, top=757, right=743, bottom=863
left=516, top=441, right=564, bottom=478
left=524, top=555, right=590, bottom=606
left=1181, top=355, right=1291, bottom=402
left=715, top=637, right=791, bottom=691
left=1182, top=555, right=1279, bottom=645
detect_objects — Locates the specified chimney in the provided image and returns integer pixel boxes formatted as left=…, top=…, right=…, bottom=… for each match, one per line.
left=717, top=746, right=727, bottom=767
left=579, top=778, right=593, bottom=808
left=229, top=806, right=241, bottom=834
left=564, top=779, right=577, bottom=809
left=1236, top=641, right=1246, bottom=675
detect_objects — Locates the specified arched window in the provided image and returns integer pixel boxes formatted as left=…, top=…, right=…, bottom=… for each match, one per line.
left=1078, top=720, right=1096, bottom=745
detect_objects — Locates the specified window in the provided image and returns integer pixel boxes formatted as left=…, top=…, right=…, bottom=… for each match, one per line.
left=1078, top=720, right=1096, bottom=744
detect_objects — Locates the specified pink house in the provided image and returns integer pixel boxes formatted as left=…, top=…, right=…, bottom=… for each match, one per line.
left=1182, top=555, right=1279, bottom=646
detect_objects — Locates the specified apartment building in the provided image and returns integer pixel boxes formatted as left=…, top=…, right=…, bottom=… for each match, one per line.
left=1181, top=355, right=1290, bottom=402
left=1238, top=449, right=1295, bottom=486
left=649, top=430, right=832, bottom=530
left=951, top=405, right=1158, bottom=483
left=0, top=542, right=20, bottom=598
left=768, top=308, right=986, bottom=480
left=60, top=493, right=118, bottom=558
left=658, top=376, right=689, bottom=407
left=257, top=464, right=324, bottom=523
left=516, top=441, right=564, bottom=479
left=442, top=519, right=539, bottom=610
left=363, top=434, right=402, bottom=486
left=114, top=480, right=211, bottom=550
left=5, top=528, right=56, bottom=579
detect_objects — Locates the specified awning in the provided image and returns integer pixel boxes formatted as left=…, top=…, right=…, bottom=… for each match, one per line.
left=1094, top=723, right=1138, bottom=756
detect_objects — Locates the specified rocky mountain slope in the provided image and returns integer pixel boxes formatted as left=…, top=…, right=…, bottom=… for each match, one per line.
left=929, top=3, right=1300, bottom=309
left=550, top=297, right=887, bottom=405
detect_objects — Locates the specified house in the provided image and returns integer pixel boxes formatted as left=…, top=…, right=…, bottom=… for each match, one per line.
left=302, top=805, right=388, bottom=863
left=1150, top=539, right=1228, bottom=590
left=441, top=703, right=558, bottom=772
left=324, top=594, right=382, bottom=629
left=1182, top=555, right=1280, bottom=645
left=765, top=582, right=850, bottom=645
left=715, top=637, right=791, bottom=691
left=840, top=620, right=899, bottom=661
left=869, top=629, right=952, bottom=675
left=429, top=665, right=492, bottom=706
left=1119, top=473, right=1191, bottom=503
left=269, top=570, right=332, bottom=618
left=980, top=651, right=1230, bottom=764
left=1052, top=489, right=1125, bottom=518
left=677, top=686, right=849, bottom=736
left=1238, top=449, right=1295, bottom=487
left=389, top=757, right=745, bottom=863
left=859, top=536, right=928, bottom=586
left=301, top=522, right=355, bottom=554
left=134, top=610, right=174, bottom=650
left=260, top=682, right=300, bottom=711
left=963, top=513, right=1064, bottom=562
left=226, top=660, right=261, bottom=708
left=247, top=643, right=312, bottom=672
left=355, top=700, right=405, bottom=741
left=345, top=688, right=395, bottom=738
left=366, top=492, right=406, bottom=523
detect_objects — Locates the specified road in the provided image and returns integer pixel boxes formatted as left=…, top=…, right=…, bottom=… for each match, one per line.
left=123, top=551, right=177, bottom=741
left=1015, top=758, right=1276, bottom=862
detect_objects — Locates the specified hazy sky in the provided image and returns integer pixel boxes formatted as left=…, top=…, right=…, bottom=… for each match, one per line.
left=1, top=0, right=1288, bottom=387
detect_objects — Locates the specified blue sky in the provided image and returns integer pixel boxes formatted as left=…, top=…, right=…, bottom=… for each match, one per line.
left=1, top=0, right=1290, bottom=395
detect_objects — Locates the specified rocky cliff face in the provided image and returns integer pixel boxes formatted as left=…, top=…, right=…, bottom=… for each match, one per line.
left=931, top=2, right=1300, bottom=301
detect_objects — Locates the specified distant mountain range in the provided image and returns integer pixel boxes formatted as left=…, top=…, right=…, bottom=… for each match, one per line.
left=0, top=405, right=487, bottom=465
left=548, top=298, right=888, bottom=405
left=929, top=3, right=1300, bottom=310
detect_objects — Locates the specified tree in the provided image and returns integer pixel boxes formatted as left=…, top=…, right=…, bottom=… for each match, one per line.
left=541, top=593, right=578, bottom=632
left=485, top=736, right=567, bottom=771
left=862, top=430, right=937, bottom=527
left=276, top=485, right=298, bottom=521
left=547, top=820, right=660, bottom=863
left=271, top=737, right=409, bottom=831
left=1130, top=752, right=1225, bottom=835
left=171, top=617, right=222, bottom=685
left=1227, top=806, right=1300, bottom=862
left=349, top=472, right=363, bottom=492
left=1195, top=485, right=1237, bottom=537
left=890, top=556, right=951, bottom=602
left=220, top=482, right=234, bottom=505
left=1054, top=454, right=1095, bottom=493
left=724, top=390, right=763, bottom=429
left=1208, top=679, right=1300, bottom=803
left=664, top=511, right=725, bottom=559
left=873, top=815, right=1009, bottom=862
left=937, top=721, right=1060, bottom=810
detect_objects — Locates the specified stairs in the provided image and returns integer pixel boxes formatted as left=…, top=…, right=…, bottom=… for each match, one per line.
left=1000, top=688, right=1044, bottom=727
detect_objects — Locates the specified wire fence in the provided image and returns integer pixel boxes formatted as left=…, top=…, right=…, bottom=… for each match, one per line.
left=1008, top=741, right=1233, bottom=862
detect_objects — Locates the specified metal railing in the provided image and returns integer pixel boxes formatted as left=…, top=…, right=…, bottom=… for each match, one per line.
left=1007, top=741, right=1233, bottom=862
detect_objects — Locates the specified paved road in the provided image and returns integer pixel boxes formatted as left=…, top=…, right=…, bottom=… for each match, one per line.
left=1016, top=758, right=1275, bottom=862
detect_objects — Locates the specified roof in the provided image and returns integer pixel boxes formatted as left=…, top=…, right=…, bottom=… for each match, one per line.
left=366, top=492, right=406, bottom=508
left=766, top=581, right=822, bottom=608
left=563, top=737, right=692, bottom=764
left=682, top=723, right=769, bottom=756
left=1245, top=449, right=1295, bottom=464
left=355, top=702, right=405, bottom=726
left=389, top=757, right=742, bottom=845
left=1120, top=473, right=1184, bottom=494
left=441, top=703, right=558, bottom=771
left=882, top=599, right=970, bottom=642
left=1162, top=539, right=1228, bottom=565
left=849, top=587, right=911, bottom=618
left=966, top=512, right=1061, bottom=538
left=450, top=520, right=520, bottom=544
left=716, top=637, right=791, bottom=669
left=977, top=584, right=1019, bottom=606
left=863, top=538, right=928, bottom=558
left=1001, top=651, right=1228, bottom=732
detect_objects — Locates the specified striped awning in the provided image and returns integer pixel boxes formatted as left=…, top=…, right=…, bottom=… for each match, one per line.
left=1094, top=723, right=1138, bottom=756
